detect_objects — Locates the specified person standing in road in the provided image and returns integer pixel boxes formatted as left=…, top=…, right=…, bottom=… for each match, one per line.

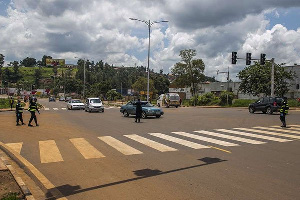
left=280, top=97, right=289, bottom=128
left=16, top=99, right=25, bottom=126
left=28, top=97, right=40, bottom=127
left=9, top=97, right=14, bottom=110
left=135, top=99, right=142, bottom=123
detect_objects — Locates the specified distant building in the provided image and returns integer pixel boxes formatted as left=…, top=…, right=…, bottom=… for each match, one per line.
left=284, top=65, right=300, bottom=98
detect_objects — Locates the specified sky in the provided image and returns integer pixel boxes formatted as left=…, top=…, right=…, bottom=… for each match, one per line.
left=1, top=0, right=300, bottom=81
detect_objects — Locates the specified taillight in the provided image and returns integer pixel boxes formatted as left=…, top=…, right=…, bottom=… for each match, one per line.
left=273, top=102, right=277, bottom=106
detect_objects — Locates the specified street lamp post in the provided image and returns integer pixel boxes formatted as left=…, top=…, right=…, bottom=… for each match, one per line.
left=130, top=18, right=168, bottom=101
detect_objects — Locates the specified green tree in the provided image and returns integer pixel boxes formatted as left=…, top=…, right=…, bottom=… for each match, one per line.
left=11, top=61, right=22, bottom=83
left=21, top=57, right=37, bottom=67
left=0, top=54, right=4, bottom=80
left=238, top=62, right=295, bottom=97
left=106, top=90, right=122, bottom=101
left=171, top=49, right=205, bottom=96
left=34, top=67, right=42, bottom=88
left=132, top=77, right=155, bottom=93
left=41, top=55, right=52, bottom=66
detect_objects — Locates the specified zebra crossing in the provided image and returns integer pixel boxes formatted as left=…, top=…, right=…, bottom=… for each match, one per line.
left=4, top=125, right=300, bottom=164
left=41, top=106, right=118, bottom=111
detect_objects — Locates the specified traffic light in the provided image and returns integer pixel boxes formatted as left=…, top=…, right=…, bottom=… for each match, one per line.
left=260, top=53, right=266, bottom=65
left=246, top=53, right=251, bottom=65
left=231, top=52, right=237, bottom=64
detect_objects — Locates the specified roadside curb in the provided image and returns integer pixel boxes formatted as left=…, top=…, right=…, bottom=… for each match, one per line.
left=0, top=150, right=34, bottom=200
left=0, top=142, right=68, bottom=200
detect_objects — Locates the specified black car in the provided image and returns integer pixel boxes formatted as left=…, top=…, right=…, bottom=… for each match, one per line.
left=248, top=97, right=284, bottom=114
left=49, top=96, right=56, bottom=102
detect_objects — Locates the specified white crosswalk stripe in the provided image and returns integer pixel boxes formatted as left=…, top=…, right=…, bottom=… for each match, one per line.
left=70, top=138, right=105, bottom=159
left=5, top=142, right=23, bottom=154
left=39, top=140, right=64, bottom=163
left=290, top=125, right=300, bottom=127
left=234, top=128, right=300, bottom=139
left=149, top=133, right=209, bottom=149
left=44, top=108, right=49, bottom=110
left=216, top=129, right=291, bottom=142
left=124, top=134, right=177, bottom=152
left=61, top=108, right=67, bottom=110
left=194, top=130, right=265, bottom=144
left=253, top=126, right=300, bottom=135
left=172, top=132, right=239, bottom=147
left=53, top=108, right=58, bottom=110
left=98, top=136, right=143, bottom=155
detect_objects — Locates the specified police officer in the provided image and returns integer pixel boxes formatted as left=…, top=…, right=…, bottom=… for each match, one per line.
left=10, top=97, right=14, bottom=110
left=280, top=97, right=289, bottom=128
left=135, top=99, right=142, bottom=123
left=28, top=97, right=40, bottom=127
left=16, top=99, right=25, bottom=126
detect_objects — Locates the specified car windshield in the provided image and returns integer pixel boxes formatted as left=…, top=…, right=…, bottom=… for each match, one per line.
left=72, top=100, right=81, bottom=103
left=141, top=102, right=153, bottom=107
left=170, top=95, right=180, bottom=100
left=90, top=99, right=101, bottom=103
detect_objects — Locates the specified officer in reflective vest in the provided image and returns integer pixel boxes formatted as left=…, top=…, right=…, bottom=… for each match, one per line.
left=16, top=99, right=25, bottom=126
left=28, top=97, right=40, bottom=127
left=279, top=97, right=289, bottom=128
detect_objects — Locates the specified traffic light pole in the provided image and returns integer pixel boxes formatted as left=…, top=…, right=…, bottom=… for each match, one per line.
left=271, top=58, right=275, bottom=97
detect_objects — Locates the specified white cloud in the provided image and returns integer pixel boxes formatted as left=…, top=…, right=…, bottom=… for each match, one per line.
left=0, top=0, right=300, bottom=82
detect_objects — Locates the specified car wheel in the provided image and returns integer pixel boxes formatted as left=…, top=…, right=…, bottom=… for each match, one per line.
left=266, top=107, right=273, bottom=115
left=102, top=109, right=104, bottom=113
left=175, top=106, right=178, bottom=108
left=156, top=115, right=161, bottom=118
left=123, top=110, right=129, bottom=117
left=249, top=107, right=255, bottom=113
left=142, top=111, right=147, bottom=119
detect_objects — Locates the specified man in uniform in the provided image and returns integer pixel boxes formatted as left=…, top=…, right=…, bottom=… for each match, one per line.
left=16, top=99, right=25, bottom=126
left=28, top=97, right=40, bottom=127
left=135, top=99, right=142, bottom=123
left=9, top=97, right=14, bottom=110
left=280, top=97, right=289, bottom=128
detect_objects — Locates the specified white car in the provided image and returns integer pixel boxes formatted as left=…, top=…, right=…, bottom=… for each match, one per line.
left=67, top=99, right=85, bottom=110
left=85, top=98, right=104, bottom=112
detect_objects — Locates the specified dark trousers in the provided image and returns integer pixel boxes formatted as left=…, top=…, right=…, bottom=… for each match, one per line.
left=16, top=113, right=24, bottom=124
left=29, top=111, right=38, bottom=125
left=280, top=114, right=286, bottom=127
left=10, top=104, right=13, bottom=110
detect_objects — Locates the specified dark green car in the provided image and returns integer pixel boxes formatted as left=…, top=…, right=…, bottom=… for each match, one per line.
left=120, top=101, right=164, bottom=118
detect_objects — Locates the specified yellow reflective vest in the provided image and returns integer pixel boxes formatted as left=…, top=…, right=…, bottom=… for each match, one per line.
left=279, top=103, right=289, bottom=114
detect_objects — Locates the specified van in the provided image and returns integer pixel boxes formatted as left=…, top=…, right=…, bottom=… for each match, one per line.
left=85, top=98, right=104, bottom=113
left=157, top=93, right=181, bottom=108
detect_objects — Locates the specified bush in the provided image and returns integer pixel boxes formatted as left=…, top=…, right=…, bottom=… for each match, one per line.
left=106, top=90, right=122, bottom=101
left=232, top=99, right=256, bottom=107
left=0, top=98, right=13, bottom=109
left=189, top=93, right=219, bottom=106
left=219, top=91, right=234, bottom=106
left=287, top=99, right=300, bottom=107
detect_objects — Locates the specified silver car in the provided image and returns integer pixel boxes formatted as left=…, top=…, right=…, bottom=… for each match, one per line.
left=67, top=99, right=85, bottom=110
left=85, top=98, right=104, bottom=112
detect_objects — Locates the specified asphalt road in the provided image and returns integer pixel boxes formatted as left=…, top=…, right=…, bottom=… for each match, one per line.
left=0, top=99, right=299, bottom=200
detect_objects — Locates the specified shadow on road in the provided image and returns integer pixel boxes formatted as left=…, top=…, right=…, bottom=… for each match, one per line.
left=45, top=157, right=227, bottom=199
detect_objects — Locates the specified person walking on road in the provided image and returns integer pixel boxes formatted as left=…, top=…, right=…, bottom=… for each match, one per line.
left=135, top=99, right=142, bottom=123
left=28, top=97, right=39, bottom=127
left=280, top=97, right=289, bottom=128
left=9, top=97, right=14, bottom=110
left=16, top=99, right=25, bottom=126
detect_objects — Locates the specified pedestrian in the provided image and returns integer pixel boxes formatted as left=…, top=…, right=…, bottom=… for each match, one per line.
left=16, top=99, right=25, bottom=126
left=9, top=97, right=14, bottom=110
left=135, top=99, right=142, bottom=123
left=280, top=97, right=289, bottom=128
left=28, top=97, right=40, bottom=127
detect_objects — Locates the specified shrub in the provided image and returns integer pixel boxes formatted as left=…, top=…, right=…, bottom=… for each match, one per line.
left=232, top=99, right=256, bottom=107
left=219, top=91, right=234, bottom=106
left=287, top=99, right=300, bottom=107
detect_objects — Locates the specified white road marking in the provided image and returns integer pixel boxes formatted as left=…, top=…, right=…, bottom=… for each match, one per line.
left=39, top=140, right=64, bottom=163
left=172, top=132, right=239, bottom=147
left=149, top=133, right=209, bottom=149
left=98, top=136, right=143, bottom=155
left=6, top=142, right=23, bottom=154
left=53, top=108, right=58, bottom=110
left=234, top=128, right=300, bottom=139
left=61, top=108, right=67, bottom=110
left=124, top=134, right=177, bottom=152
left=216, top=129, right=291, bottom=142
left=70, top=138, right=105, bottom=159
left=44, top=108, right=50, bottom=111
left=194, top=130, right=265, bottom=144
left=253, top=126, right=300, bottom=135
